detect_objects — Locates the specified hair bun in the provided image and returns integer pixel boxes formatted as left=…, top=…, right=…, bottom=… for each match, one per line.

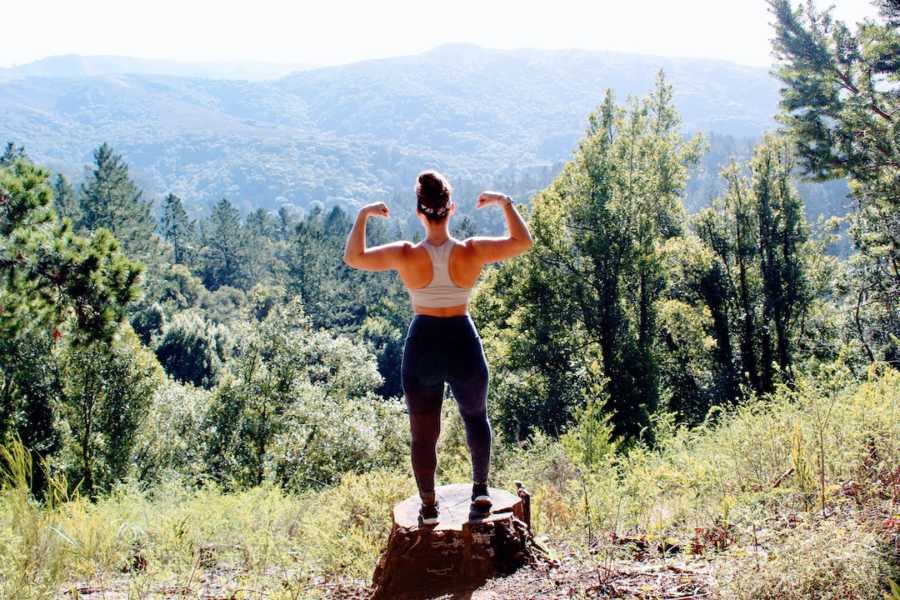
left=418, top=172, right=440, bottom=190
left=415, top=170, right=452, bottom=222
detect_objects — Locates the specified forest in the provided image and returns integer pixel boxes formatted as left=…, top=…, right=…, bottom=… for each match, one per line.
left=0, top=1, right=898, bottom=598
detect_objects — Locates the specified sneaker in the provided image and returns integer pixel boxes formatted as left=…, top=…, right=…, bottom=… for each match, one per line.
left=471, top=483, right=492, bottom=511
left=418, top=502, right=439, bottom=526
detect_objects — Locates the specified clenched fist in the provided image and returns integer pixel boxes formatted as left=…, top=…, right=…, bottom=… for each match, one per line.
left=361, top=202, right=390, bottom=218
left=476, top=191, right=512, bottom=210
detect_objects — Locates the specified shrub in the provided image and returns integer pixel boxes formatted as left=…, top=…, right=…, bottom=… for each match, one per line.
left=55, top=326, right=164, bottom=496
left=715, top=518, right=896, bottom=599
left=202, top=299, right=401, bottom=490
left=154, top=311, right=232, bottom=388
left=131, top=380, right=211, bottom=486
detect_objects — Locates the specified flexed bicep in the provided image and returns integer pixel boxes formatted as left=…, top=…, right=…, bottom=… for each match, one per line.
left=348, top=241, right=410, bottom=272
left=469, top=236, right=530, bottom=264
left=343, top=202, right=409, bottom=271
left=470, top=192, right=533, bottom=264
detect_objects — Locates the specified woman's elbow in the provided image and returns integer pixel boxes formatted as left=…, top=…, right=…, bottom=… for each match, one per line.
left=518, top=235, right=534, bottom=253
left=343, top=252, right=359, bottom=268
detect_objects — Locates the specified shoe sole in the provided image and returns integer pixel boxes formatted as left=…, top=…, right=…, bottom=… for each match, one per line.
left=471, top=496, right=492, bottom=510
left=418, top=516, right=439, bottom=526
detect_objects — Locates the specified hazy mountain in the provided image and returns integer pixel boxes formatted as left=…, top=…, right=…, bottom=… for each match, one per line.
left=0, top=54, right=312, bottom=82
left=0, top=45, right=781, bottom=214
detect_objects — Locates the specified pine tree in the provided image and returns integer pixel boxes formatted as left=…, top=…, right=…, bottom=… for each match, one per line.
left=199, top=198, right=248, bottom=290
left=1, top=158, right=142, bottom=493
left=160, top=193, right=196, bottom=266
left=769, top=0, right=899, bottom=365
left=52, top=173, right=81, bottom=225
left=1, top=159, right=142, bottom=340
left=276, top=205, right=297, bottom=241
left=0, top=142, right=28, bottom=166
left=79, top=143, right=159, bottom=264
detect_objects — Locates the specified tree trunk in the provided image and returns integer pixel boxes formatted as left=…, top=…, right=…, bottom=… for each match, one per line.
left=371, top=483, right=551, bottom=600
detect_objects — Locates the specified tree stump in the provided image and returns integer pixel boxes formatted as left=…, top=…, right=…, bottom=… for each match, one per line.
left=370, top=483, right=548, bottom=600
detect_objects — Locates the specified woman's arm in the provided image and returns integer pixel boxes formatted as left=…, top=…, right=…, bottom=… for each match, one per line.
left=343, top=202, right=409, bottom=271
left=467, top=192, right=534, bottom=264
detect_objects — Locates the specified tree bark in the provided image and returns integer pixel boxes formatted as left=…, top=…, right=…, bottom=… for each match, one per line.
left=370, top=483, right=551, bottom=600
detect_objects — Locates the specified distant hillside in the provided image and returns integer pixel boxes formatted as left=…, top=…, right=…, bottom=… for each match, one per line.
left=0, top=55, right=312, bottom=81
left=0, top=45, right=781, bottom=214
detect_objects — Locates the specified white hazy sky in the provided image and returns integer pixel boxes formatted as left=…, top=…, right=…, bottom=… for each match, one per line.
left=0, top=0, right=883, bottom=69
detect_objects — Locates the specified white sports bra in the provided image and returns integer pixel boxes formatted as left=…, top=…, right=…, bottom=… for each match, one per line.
left=406, top=239, right=473, bottom=308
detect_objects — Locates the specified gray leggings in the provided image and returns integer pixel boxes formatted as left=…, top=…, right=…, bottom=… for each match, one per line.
left=401, top=315, right=492, bottom=495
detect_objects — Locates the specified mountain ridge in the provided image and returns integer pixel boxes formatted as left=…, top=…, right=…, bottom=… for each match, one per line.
left=0, top=45, right=780, bottom=214
left=0, top=54, right=314, bottom=82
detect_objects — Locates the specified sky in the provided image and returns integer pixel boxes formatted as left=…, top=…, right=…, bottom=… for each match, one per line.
left=0, top=0, right=883, bottom=69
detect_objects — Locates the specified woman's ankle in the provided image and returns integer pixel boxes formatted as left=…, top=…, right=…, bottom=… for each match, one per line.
left=420, top=490, right=436, bottom=506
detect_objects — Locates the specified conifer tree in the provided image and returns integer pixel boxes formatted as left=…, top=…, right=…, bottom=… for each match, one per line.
left=769, top=0, right=899, bottom=364
left=475, top=72, right=703, bottom=441
left=751, top=134, right=811, bottom=382
left=1, top=158, right=142, bottom=492
left=1, top=159, right=142, bottom=340
left=199, top=198, right=247, bottom=290
left=160, top=193, right=196, bottom=266
left=79, top=143, right=158, bottom=263
left=0, top=142, right=28, bottom=166
left=52, top=173, right=81, bottom=225
left=694, top=135, right=812, bottom=394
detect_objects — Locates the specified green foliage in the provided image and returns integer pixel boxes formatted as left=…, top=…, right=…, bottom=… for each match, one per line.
left=129, top=302, right=165, bottom=345
left=159, top=193, right=196, bottom=266
left=131, top=380, right=211, bottom=486
left=78, top=143, right=160, bottom=266
left=0, top=331, right=60, bottom=495
left=769, top=0, right=900, bottom=366
left=51, top=173, right=80, bottom=225
left=0, top=142, right=28, bottom=166
left=198, top=198, right=249, bottom=290
left=154, top=263, right=206, bottom=311
left=692, top=134, right=814, bottom=395
left=0, top=158, right=143, bottom=340
left=202, top=299, right=400, bottom=490
left=1, top=158, right=143, bottom=495
left=56, top=326, right=164, bottom=496
left=476, top=72, right=703, bottom=441
left=559, top=396, right=618, bottom=471
left=154, top=310, right=232, bottom=388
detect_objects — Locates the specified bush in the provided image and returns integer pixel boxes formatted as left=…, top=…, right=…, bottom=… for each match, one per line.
left=55, top=326, right=164, bottom=496
left=129, top=302, right=165, bottom=345
left=715, top=518, right=896, bottom=599
left=131, top=380, right=211, bottom=486
left=202, top=299, right=402, bottom=490
left=271, top=390, right=407, bottom=491
left=154, top=311, right=232, bottom=389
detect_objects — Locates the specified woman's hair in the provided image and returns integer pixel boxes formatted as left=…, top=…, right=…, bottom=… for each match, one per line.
left=415, top=170, right=452, bottom=222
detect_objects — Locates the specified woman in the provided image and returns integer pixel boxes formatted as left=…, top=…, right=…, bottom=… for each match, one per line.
left=343, top=170, right=532, bottom=525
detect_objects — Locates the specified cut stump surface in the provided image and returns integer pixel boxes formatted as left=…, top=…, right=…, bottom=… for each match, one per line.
left=371, top=484, right=548, bottom=600
left=392, top=483, right=522, bottom=530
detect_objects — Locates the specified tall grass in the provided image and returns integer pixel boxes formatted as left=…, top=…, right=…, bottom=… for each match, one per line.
left=1, top=365, right=897, bottom=598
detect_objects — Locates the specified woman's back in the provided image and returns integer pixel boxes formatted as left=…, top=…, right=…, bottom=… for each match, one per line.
left=341, top=171, right=533, bottom=525
left=405, top=238, right=474, bottom=309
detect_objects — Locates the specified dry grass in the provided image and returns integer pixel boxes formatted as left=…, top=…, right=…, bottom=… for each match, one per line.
left=1, top=365, right=897, bottom=598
